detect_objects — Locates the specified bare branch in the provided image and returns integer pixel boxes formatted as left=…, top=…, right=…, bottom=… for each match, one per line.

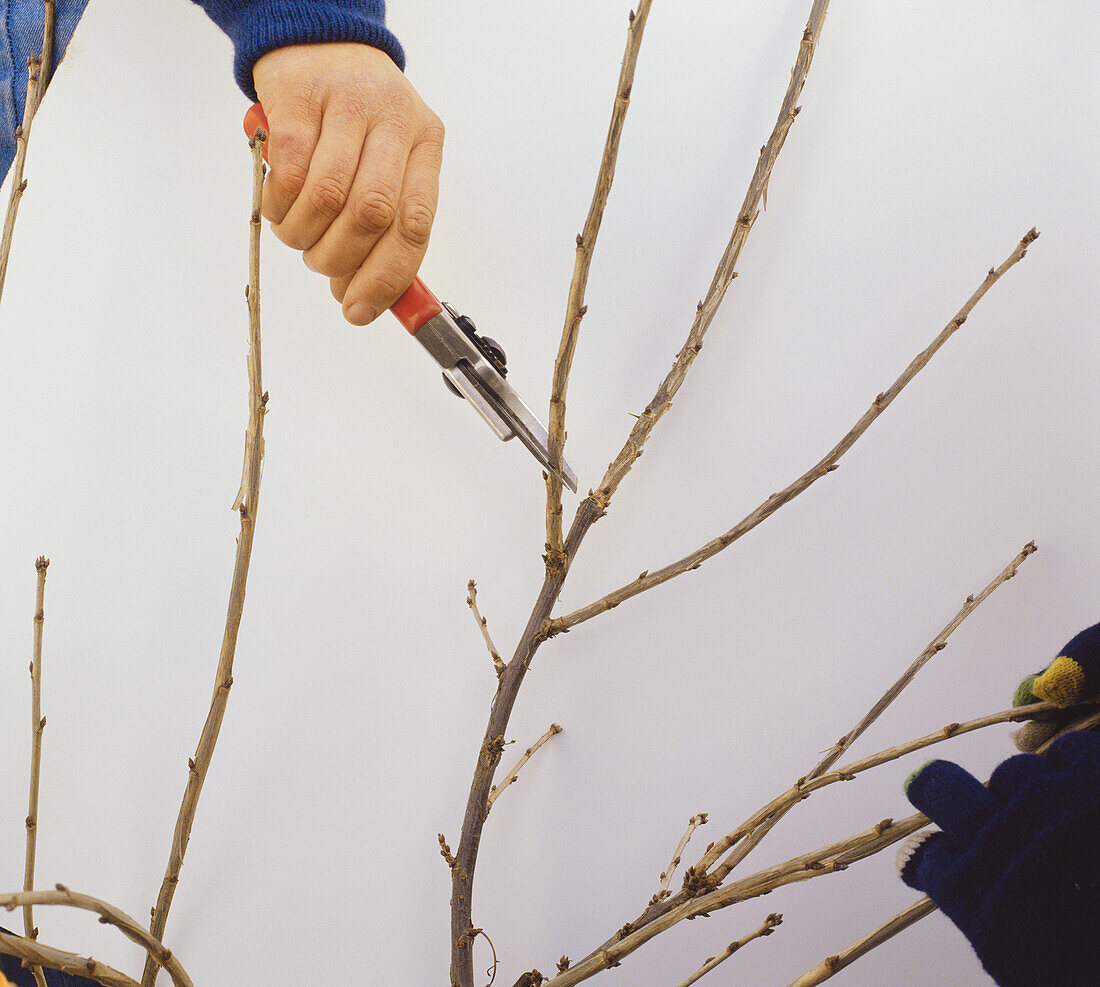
left=548, top=225, right=1039, bottom=638
left=24, top=556, right=50, bottom=987
left=2, top=887, right=191, bottom=987
left=545, top=0, right=653, bottom=568
left=488, top=724, right=563, bottom=809
left=676, top=912, right=782, bottom=987
left=697, top=541, right=1037, bottom=883
left=468, top=580, right=506, bottom=677
left=787, top=898, right=935, bottom=986
left=0, top=928, right=137, bottom=987
left=653, top=813, right=708, bottom=904
left=142, top=129, right=268, bottom=987
left=453, top=4, right=834, bottom=982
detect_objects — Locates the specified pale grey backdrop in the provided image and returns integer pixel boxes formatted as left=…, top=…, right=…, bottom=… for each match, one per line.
left=1, top=1, right=1096, bottom=984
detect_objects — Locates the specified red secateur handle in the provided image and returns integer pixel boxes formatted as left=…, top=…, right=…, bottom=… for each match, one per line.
left=243, top=101, right=441, bottom=335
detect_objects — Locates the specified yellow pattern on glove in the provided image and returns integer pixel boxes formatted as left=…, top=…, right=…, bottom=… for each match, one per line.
left=1033, top=654, right=1087, bottom=707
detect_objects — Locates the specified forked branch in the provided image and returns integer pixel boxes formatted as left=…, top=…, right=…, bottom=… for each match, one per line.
left=547, top=233, right=1039, bottom=639
left=560, top=543, right=1038, bottom=974
left=451, top=3, right=838, bottom=983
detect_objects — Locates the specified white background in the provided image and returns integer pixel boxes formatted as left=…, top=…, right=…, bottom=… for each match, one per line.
left=1, top=1, right=1097, bottom=984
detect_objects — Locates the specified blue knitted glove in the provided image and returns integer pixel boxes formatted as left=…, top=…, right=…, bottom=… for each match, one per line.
left=896, top=731, right=1100, bottom=986
left=1011, top=620, right=1100, bottom=751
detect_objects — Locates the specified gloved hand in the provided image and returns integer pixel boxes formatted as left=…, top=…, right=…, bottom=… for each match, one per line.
left=1010, top=620, right=1100, bottom=751
left=897, top=730, right=1100, bottom=986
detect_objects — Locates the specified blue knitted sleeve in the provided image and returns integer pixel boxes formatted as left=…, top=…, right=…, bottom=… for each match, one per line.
left=191, top=1, right=405, bottom=101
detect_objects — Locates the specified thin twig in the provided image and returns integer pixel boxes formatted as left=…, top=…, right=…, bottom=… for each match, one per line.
left=141, top=128, right=268, bottom=987
left=545, top=0, right=653, bottom=570
left=698, top=541, right=1037, bottom=883
left=0, top=929, right=137, bottom=987
left=487, top=724, right=563, bottom=809
left=676, top=912, right=782, bottom=987
left=0, top=58, right=41, bottom=304
left=787, top=897, right=936, bottom=986
left=2, top=888, right=191, bottom=987
left=23, top=557, right=50, bottom=987
left=468, top=581, right=506, bottom=677
left=711, top=697, right=1094, bottom=850
left=547, top=225, right=1039, bottom=638
left=451, top=5, right=831, bottom=983
left=653, top=813, right=708, bottom=904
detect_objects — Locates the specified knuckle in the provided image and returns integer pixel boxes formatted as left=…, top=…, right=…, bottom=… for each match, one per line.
left=398, top=196, right=435, bottom=248
left=308, top=175, right=351, bottom=221
left=350, top=187, right=399, bottom=239
left=422, top=114, right=446, bottom=146
left=305, top=247, right=357, bottom=280
left=357, top=267, right=406, bottom=311
left=272, top=154, right=310, bottom=201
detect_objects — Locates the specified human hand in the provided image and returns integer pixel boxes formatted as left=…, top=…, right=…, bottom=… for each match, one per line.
left=897, top=730, right=1100, bottom=987
left=252, top=43, right=444, bottom=326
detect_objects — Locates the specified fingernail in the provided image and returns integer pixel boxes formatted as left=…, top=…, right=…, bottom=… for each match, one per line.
left=346, top=302, right=377, bottom=325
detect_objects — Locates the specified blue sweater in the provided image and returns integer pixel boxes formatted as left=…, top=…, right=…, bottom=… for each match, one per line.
left=0, top=0, right=403, bottom=183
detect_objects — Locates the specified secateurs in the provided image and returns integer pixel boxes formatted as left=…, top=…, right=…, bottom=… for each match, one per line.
left=244, top=103, right=578, bottom=493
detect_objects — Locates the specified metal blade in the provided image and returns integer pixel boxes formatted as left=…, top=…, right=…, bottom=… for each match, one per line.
left=453, top=362, right=578, bottom=493
left=415, top=311, right=579, bottom=492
